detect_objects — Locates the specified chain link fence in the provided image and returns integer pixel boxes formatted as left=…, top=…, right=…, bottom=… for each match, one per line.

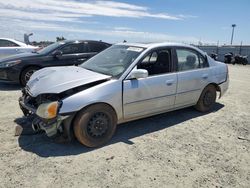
left=196, top=45, right=250, bottom=63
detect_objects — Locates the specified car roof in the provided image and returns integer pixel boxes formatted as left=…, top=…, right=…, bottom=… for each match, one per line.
left=115, top=42, right=193, bottom=48
left=63, top=40, right=110, bottom=45
left=114, top=42, right=206, bottom=55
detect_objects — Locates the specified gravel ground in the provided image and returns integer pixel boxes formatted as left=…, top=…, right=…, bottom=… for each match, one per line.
left=0, top=65, right=249, bottom=188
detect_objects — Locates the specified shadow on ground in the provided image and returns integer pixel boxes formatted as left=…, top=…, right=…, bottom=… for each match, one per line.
left=0, top=82, right=21, bottom=91
left=16, top=103, right=224, bottom=157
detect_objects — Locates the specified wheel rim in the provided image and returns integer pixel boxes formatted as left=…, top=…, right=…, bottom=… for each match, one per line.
left=203, top=91, right=214, bottom=107
left=87, top=112, right=109, bottom=138
left=24, top=69, right=36, bottom=83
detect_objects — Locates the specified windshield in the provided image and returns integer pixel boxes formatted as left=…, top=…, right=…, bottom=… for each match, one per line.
left=80, top=45, right=144, bottom=77
left=37, top=42, right=65, bottom=54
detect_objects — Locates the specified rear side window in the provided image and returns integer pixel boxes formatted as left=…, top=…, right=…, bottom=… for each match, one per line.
left=88, top=42, right=108, bottom=52
left=176, top=49, right=208, bottom=71
left=0, top=40, right=19, bottom=47
left=199, top=54, right=209, bottom=68
left=60, top=43, right=87, bottom=54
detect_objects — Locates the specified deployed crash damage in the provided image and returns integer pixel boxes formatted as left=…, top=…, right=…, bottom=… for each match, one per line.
left=19, top=66, right=112, bottom=140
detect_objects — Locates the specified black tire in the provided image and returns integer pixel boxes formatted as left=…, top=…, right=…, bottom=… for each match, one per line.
left=20, top=66, right=40, bottom=86
left=195, top=85, right=217, bottom=112
left=73, top=104, right=117, bottom=147
left=242, top=59, right=248, bottom=65
left=20, top=104, right=31, bottom=116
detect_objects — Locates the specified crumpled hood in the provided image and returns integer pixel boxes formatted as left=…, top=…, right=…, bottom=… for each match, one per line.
left=27, top=66, right=111, bottom=97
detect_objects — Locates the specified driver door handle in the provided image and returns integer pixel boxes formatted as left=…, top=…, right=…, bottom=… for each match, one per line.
left=166, top=79, right=174, bottom=86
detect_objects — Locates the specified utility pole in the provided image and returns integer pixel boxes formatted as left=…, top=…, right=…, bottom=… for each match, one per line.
left=216, top=40, right=219, bottom=54
left=239, top=41, right=242, bottom=55
left=230, top=24, right=236, bottom=45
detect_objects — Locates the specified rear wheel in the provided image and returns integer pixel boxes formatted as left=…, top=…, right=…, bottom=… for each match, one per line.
left=242, top=59, right=248, bottom=65
left=20, top=66, right=40, bottom=86
left=195, top=85, right=217, bottom=112
left=73, top=104, right=117, bottom=147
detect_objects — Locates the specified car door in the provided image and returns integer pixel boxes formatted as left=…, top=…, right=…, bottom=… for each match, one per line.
left=84, top=41, right=110, bottom=62
left=53, top=43, right=89, bottom=66
left=174, top=48, right=210, bottom=107
left=88, top=41, right=110, bottom=53
left=79, top=41, right=104, bottom=64
left=123, top=48, right=177, bottom=119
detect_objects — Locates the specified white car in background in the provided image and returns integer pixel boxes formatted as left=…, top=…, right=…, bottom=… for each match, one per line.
left=0, top=38, right=38, bottom=59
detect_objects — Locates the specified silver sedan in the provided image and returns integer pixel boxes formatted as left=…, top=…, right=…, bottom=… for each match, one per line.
left=19, top=42, right=229, bottom=147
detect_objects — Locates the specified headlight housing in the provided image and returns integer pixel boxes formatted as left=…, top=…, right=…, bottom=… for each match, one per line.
left=36, top=101, right=59, bottom=119
left=0, top=60, right=21, bottom=68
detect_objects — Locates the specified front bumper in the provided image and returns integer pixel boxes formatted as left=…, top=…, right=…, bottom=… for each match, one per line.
left=219, top=77, right=229, bottom=98
left=19, top=95, right=68, bottom=137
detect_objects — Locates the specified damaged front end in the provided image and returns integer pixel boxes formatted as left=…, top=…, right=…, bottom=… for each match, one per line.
left=19, top=87, right=75, bottom=140
left=18, top=78, right=109, bottom=140
left=18, top=65, right=112, bottom=141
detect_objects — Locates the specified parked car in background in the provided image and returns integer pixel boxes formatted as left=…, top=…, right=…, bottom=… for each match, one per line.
left=0, top=40, right=111, bottom=85
left=224, top=52, right=233, bottom=64
left=210, top=52, right=218, bottom=60
left=233, top=54, right=248, bottom=65
left=0, top=38, right=38, bottom=59
left=224, top=52, right=248, bottom=65
left=19, top=42, right=229, bottom=147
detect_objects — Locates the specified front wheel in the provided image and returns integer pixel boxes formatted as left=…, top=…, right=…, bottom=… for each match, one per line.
left=20, top=66, right=40, bottom=86
left=73, top=104, right=117, bottom=147
left=195, top=85, right=217, bottom=112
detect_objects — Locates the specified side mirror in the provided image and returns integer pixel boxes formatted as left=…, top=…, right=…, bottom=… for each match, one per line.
left=128, top=69, right=148, bottom=79
left=52, top=50, right=63, bottom=58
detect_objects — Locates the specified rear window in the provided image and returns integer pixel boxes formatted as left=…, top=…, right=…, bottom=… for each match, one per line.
left=88, top=42, right=109, bottom=52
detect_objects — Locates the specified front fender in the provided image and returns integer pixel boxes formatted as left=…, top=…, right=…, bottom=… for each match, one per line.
left=59, top=80, right=123, bottom=121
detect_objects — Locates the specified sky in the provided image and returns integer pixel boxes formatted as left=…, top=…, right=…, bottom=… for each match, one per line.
left=0, top=0, right=249, bottom=45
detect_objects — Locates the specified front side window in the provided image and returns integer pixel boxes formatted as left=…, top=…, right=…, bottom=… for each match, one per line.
left=81, top=45, right=144, bottom=77
left=37, top=42, right=65, bottom=54
left=176, top=49, right=208, bottom=71
left=0, top=40, right=19, bottom=47
left=138, top=49, right=172, bottom=76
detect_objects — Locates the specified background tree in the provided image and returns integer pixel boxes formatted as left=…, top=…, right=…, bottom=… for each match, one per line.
left=56, top=36, right=66, bottom=42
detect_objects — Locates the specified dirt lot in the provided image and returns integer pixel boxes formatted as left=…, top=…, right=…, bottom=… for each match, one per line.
left=0, top=65, right=249, bottom=188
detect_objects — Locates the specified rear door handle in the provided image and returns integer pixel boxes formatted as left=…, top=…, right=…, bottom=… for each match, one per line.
left=202, top=74, right=208, bottom=79
left=166, top=79, right=174, bottom=86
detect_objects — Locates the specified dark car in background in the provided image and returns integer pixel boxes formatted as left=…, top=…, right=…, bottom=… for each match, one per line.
left=0, top=40, right=111, bottom=85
